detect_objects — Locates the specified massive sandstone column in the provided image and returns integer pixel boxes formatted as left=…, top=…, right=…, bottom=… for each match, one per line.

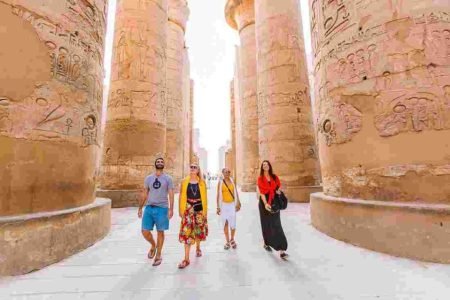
left=99, top=0, right=168, bottom=207
left=182, top=47, right=191, bottom=177
left=310, top=0, right=450, bottom=262
left=166, top=0, right=189, bottom=187
left=255, top=0, right=322, bottom=202
left=189, top=79, right=194, bottom=162
left=0, top=0, right=110, bottom=275
left=226, top=0, right=259, bottom=191
left=230, top=80, right=237, bottom=182
left=233, top=46, right=244, bottom=186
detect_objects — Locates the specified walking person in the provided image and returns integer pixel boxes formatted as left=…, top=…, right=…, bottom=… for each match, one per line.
left=256, top=160, right=288, bottom=259
left=216, top=168, right=241, bottom=250
left=178, top=163, right=208, bottom=269
left=138, top=157, right=174, bottom=266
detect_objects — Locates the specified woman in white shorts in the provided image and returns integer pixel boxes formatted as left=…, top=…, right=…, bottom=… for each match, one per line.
left=216, top=168, right=241, bottom=249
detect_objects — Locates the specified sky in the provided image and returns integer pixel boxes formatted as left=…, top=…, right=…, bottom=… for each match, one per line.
left=104, top=0, right=313, bottom=173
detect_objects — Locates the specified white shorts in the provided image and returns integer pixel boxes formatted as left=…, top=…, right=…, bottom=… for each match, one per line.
left=221, top=202, right=236, bottom=229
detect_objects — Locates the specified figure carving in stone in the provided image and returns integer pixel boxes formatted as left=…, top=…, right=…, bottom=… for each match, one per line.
left=82, top=114, right=97, bottom=146
left=56, top=47, right=70, bottom=81
left=375, top=93, right=445, bottom=137
left=0, top=97, right=12, bottom=133
left=319, top=102, right=362, bottom=146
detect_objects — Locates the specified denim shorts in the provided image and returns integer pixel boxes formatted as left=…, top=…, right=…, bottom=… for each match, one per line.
left=142, top=205, right=169, bottom=231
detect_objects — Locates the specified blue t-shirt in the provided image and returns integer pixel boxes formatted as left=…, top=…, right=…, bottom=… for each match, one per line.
left=144, top=173, right=174, bottom=207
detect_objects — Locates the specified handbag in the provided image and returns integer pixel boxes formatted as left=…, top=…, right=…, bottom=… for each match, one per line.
left=270, top=187, right=288, bottom=213
left=188, top=199, right=203, bottom=212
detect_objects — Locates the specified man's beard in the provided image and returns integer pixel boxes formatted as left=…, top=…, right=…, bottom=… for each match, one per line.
left=155, top=164, right=164, bottom=170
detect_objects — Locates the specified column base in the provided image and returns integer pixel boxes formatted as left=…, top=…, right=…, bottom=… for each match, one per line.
left=284, top=185, right=322, bottom=203
left=310, top=192, right=450, bottom=263
left=0, top=198, right=111, bottom=276
left=240, top=184, right=256, bottom=192
left=96, top=189, right=141, bottom=208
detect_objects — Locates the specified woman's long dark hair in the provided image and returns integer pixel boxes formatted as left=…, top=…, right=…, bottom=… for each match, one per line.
left=259, top=160, right=276, bottom=180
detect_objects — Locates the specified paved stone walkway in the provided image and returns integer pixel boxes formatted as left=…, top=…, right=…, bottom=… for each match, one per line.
left=2, top=182, right=450, bottom=299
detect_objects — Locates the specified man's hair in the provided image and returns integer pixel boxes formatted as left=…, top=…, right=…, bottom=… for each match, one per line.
left=155, top=157, right=164, bottom=164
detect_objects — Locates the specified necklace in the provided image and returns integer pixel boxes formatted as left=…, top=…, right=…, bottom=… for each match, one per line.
left=189, top=183, right=198, bottom=197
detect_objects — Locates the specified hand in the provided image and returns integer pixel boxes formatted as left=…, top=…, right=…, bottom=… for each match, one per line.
left=276, top=190, right=281, bottom=195
left=138, top=207, right=143, bottom=218
left=264, top=203, right=272, bottom=212
left=168, top=208, right=173, bottom=219
left=235, top=203, right=241, bottom=212
left=216, top=208, right=221, bottom=215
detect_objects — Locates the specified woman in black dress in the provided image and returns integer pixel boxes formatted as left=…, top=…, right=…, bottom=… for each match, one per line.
left=256, top=160, right=288, bottom=259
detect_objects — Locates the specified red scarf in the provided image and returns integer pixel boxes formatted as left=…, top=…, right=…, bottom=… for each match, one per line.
left=257, top=175, right=281, bottom=205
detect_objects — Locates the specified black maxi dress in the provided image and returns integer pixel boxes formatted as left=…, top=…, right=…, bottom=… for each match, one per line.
left=259, top=193, right=288, bottom=251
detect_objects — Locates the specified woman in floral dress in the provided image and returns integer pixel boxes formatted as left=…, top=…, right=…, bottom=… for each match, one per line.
left=178, top=163, right=208, bottom=269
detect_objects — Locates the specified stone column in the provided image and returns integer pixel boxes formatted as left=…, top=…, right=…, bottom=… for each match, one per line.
left=233, top=46, right=244, bottom=186
left=310, top=0, right=450, bottom=263
left=230, top=80, right=237, bottom=182
left=189, top=79, right=194, bottom=162
left=182, top=47, right=191, bottom=177
left=99, top=0, right=168, bottom=207
left=0, top=0, right=110, bottom=275
left=166, top=0, right=189, bottom=188
left=225, top=0, right=259, bottom=192
left=255, top=0, right=322, bottom=202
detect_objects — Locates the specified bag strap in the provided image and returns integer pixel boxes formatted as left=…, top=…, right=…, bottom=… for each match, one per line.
left=222, top=179, right=235, bottom=200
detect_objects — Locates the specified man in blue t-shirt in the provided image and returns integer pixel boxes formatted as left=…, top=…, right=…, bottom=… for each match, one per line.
left=138, top=157, right=174, bottom=267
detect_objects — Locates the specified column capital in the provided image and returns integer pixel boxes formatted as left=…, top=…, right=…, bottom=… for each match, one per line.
left=168, top=0, right=190, bottom=32
left=225, top=0, right=255, bottom=32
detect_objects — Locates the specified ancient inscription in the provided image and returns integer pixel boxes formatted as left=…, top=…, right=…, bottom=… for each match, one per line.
left=322, top=0, right=350, bottom=38
left=375, top=92, right=449, bottom=137
left=82, top=114, right=97, bottom=146
left=319, top=102, right=362, bottom=146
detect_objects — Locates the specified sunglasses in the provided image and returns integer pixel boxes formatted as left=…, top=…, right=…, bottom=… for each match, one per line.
left=190, top=165, right=198, bottom=169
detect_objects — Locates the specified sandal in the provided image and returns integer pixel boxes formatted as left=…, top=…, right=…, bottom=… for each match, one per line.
left=196, top=249, right=202, bottom=257
left=280, top=252, right=289, bottom=260
left=178, top=259, right=190, bottom=269
left=148, top=247, right=156, bottom=259
left=224, top=242, right=231, bottom=250
left=152, top=257, right=162, bottom=266
left=230, top=240, right=237, bottom=249
left=263, top=245, right=272, bottom=252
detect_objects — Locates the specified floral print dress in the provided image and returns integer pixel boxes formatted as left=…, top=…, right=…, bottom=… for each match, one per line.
left=179, top=183, right=208, bottom=244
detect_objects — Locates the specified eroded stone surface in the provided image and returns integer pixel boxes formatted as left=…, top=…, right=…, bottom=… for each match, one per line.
left=226, top=0, right=259, bottom=192
left=0, top=0, right=107, bottom=216
left=256, top=0, right=322, bottom=202
left=311, top=192, right=450, bottom=263
left=166, top=0, right=189, bottom=187
left=310, top=0, right=450, bottom=202
left=0, top=198, right=111, bottom=276
left=100, top=0, right=168, bottom=193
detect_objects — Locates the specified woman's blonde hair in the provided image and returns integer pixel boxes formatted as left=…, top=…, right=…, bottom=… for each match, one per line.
left=190, top=163, right=205, bottom=183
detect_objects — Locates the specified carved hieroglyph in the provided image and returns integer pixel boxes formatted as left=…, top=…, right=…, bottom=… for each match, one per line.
left=100, top=0, right=168, bottom=190
left=226, top=0, right=259, bottom=192
left=166, top=0, right=189, bottom=186
left=311, top=0, right=450, bottom=202
left=256, top=0, right=321, bottom=201
left=0, top=0, right=107, bottom=216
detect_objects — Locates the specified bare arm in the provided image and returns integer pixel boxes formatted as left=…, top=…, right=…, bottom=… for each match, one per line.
left=216, top=181, right=220, bottom=207
left=139, top=188, right=149, bottom=209
left=169, top=186, right=174, bottom=210
left=138, top=187, right=148, bottom=218
left=178, top=184, right=183, bottom=217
